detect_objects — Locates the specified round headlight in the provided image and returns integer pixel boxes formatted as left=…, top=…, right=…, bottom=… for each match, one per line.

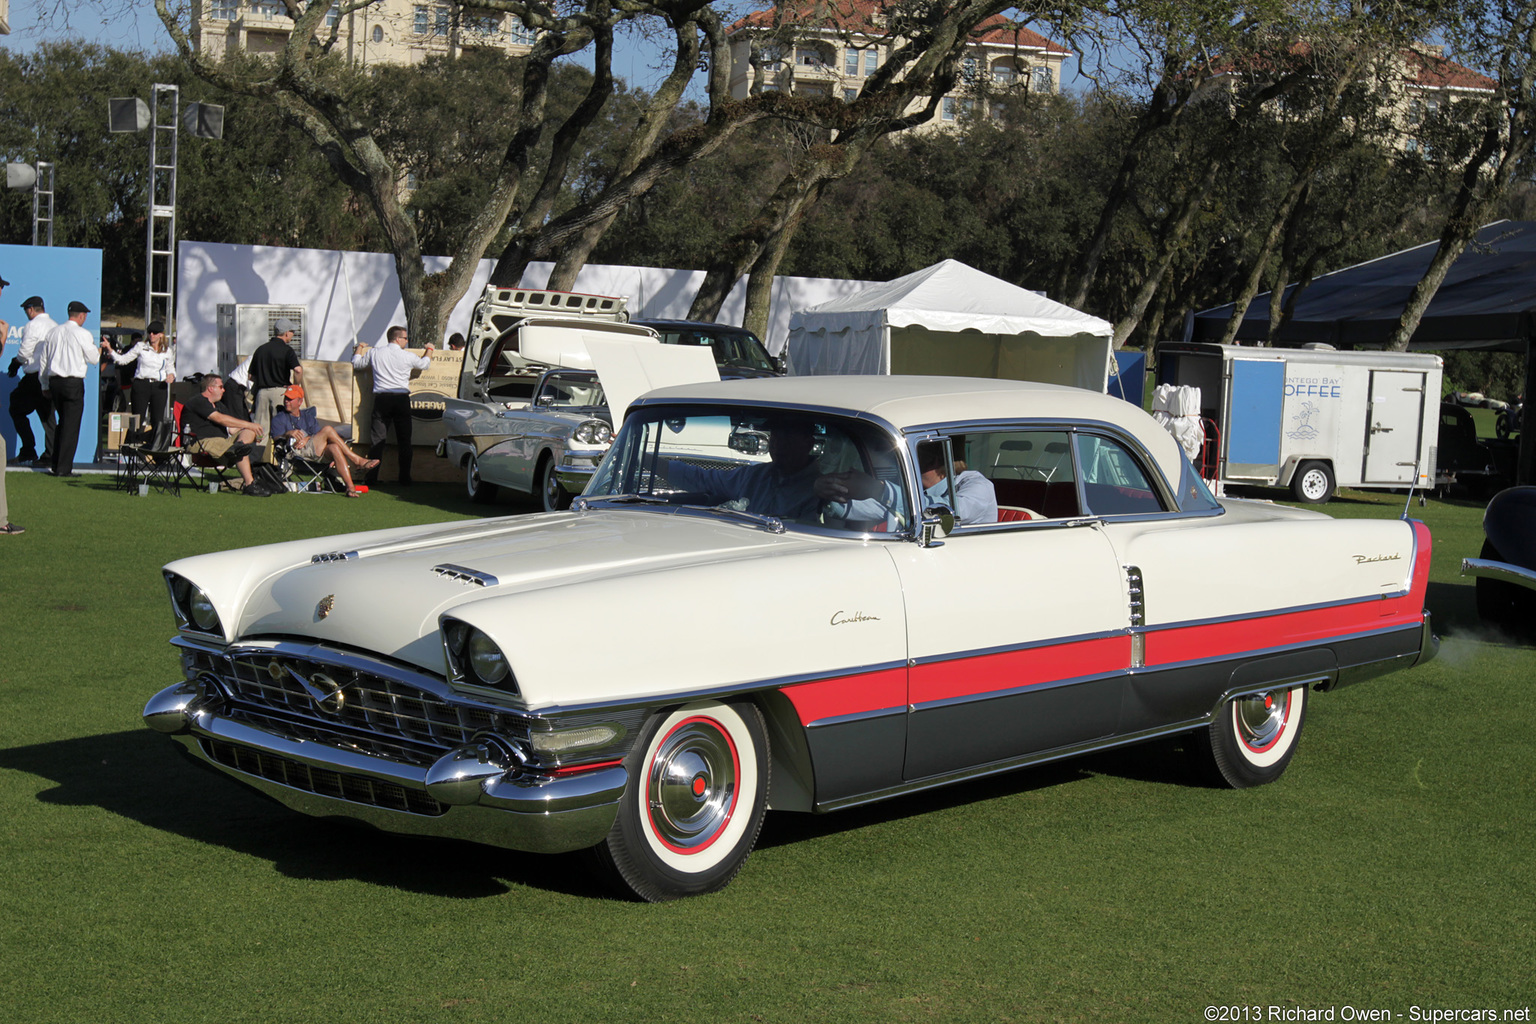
left=467, top=629, right=509, bottom=684
left=575, top=420, right=613, bottom=445
left=189, top=588, right=220, bottom=632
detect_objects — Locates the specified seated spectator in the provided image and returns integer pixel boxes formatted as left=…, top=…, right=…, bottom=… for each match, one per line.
left=184, top=374, right=270, bottom=496
left=271, top=385, right=378, bottom=497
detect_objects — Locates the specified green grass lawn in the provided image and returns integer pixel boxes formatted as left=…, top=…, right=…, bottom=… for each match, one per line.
left=1, top=471, right=1531, bottom=1023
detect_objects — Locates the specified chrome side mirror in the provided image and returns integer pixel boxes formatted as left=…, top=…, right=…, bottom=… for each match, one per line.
left=921, top=506, right=954, bottom=547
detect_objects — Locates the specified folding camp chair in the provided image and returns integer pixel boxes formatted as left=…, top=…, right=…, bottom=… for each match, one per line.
left=271, top=436, right=345, bottom=494
left=126, top=402, right=196, bottom=496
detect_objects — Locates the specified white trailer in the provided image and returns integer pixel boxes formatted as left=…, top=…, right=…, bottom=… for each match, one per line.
left=1156, top=343, right=1443, bottom=503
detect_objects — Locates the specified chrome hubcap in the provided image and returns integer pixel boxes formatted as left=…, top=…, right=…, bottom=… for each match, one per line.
left=1235, top=690, right=1288, bottom=750
left=647, top=719, right=737, bottom=851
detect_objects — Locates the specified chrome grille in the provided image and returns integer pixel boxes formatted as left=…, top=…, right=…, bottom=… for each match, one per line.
left=201, top=738, right=446, bottom=816
left=215, top=650, right=527, bottom=756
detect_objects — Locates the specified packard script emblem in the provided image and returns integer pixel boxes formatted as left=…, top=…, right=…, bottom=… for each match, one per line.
left=317, top=594, right=336, bottom=619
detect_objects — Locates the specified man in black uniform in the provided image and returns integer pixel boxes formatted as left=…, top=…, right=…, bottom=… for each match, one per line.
left=248, top=317, right=303, bottom=435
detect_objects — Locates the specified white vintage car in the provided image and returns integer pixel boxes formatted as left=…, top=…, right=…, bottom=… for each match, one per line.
left=143, top=376, right=1437, bottom=901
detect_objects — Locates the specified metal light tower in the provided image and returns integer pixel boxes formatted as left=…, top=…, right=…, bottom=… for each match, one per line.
left=145, top=84, right=180, bottom=333
left=3, top=160, right=52, bottom=244
left=109, top=86, right=223, bottom=334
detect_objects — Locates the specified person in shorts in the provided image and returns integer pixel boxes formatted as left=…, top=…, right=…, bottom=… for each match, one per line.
left=270, top=385, right=377, bottom=497
left=184, top=374, right=269, bottom=495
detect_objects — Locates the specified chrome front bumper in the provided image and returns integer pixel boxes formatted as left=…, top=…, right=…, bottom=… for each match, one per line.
left=143, top=682, right=627, bottom=854
left=553, top=457, right=601, bottom=495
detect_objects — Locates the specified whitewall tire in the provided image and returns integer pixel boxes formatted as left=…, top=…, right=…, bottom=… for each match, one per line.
left=591, top=700, right=769, bottom=901
left=1200, top=684, right=1307, bottom=788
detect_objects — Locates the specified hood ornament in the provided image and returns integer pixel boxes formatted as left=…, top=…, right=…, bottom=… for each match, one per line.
left=317, top=594, right=336, bottom=619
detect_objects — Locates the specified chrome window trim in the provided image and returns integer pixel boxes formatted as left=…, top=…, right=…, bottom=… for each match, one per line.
left=899, top=416, right=1185, bottom=519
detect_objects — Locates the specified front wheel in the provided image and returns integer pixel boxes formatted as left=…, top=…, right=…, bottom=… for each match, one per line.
left=536, top=454, right=571, bottom=512
left=590, top=700, right=770, bottom=902
left=1291, top=461, right=1335, bottom=503
left=466, top=455, right=497, bottom=504
left=1198, top=684, right=1307, bottom=788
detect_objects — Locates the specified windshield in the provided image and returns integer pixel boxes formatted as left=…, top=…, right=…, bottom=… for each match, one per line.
left=652, top=328, right=776, bottom=373
left=587, top=406, right=912, bottom=534
left=535, top=372, right=607, bottom=411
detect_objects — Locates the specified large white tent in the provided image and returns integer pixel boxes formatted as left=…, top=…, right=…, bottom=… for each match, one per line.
left=785, top=259, right=1116, bottom=391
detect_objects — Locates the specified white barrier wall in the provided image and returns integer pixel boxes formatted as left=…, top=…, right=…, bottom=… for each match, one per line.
left=175, top=241, right=874, bottom=373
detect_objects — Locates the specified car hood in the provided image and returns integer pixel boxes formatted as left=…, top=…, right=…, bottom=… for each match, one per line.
left=167, top=511, right=906, bottom=707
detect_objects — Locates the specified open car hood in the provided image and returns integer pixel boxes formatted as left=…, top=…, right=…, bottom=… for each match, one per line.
left=584, top=336, right=719, bottom=433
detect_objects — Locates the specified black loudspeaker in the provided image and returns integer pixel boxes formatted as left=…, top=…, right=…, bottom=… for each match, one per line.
left=108, top=97, right=150, bottom=132
left=183, top=102, right=225, bottom=140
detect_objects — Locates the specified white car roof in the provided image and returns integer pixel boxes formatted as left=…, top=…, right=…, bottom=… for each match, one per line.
left=634, top=374, right=1191, bottom=486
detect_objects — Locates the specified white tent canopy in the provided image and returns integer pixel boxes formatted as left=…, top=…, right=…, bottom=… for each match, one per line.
left=785, top=259, right=1115, bottom=391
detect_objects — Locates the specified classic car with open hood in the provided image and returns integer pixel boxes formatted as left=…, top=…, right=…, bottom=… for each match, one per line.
left=439, top=288, right=718, bottom=511
left=144, top=376, right=1437, bottom=900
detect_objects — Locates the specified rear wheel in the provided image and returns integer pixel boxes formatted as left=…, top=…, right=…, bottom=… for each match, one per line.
left=537, top=454, right=571, bottom=512
left=466, top=455, right=497, bottom=504
left=1198, top=684, right=1307, bottom=788
left=590, top=700, right=770, bottom=902
left=1291, top=461, right=1335, bottom=503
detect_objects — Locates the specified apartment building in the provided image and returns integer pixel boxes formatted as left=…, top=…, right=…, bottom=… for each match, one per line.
left=1202, top=41, right=1496, bottom=153
left=726, top=1, right=1072, bottom=128
left=192, top=0, right=538, bottom=65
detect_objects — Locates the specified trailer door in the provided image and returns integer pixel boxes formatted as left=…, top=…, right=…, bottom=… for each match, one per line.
left=1362, top=370, right=1428, bottom=483
left=1224, top=359, right=1285, bottom=479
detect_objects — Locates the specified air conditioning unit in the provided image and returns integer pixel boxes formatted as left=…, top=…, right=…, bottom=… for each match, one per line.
left=215, top=304, right=307, bottom=375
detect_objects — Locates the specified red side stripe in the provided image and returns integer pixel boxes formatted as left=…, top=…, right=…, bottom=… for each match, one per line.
left=909, top=635, right=1130, bottom=706
left=782, top=523, right=1432, bottom=727
left=782, top=667, right=906, bottom=726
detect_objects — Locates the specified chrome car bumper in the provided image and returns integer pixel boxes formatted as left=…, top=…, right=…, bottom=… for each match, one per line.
left=553, top=454, right=602, bottom=495
left=1461, top=556, right=1536, bottom=592
left=143, top=682, right=627, bottom=854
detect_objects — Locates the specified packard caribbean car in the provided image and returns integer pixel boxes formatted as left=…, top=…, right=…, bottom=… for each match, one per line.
left=144, top=376, right=1437, bottom=901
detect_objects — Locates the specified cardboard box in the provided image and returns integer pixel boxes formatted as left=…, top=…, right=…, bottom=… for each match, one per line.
left=107, top=412, right=140, bottom=452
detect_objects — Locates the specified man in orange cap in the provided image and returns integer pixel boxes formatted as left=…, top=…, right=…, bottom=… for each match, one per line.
left=271, top=385, right=378, bottom=496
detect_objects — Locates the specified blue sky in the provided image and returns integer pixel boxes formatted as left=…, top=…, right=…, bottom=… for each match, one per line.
left=1, top=0, right=172, bottom=53
left=0, top=0, right=702, bottom=94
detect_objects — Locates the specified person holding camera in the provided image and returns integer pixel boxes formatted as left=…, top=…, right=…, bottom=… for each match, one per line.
left=100, top=320, right=175, bottom=429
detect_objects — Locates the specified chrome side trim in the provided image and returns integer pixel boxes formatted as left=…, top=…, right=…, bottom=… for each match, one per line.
left=311, top=550, right=359, bottom=564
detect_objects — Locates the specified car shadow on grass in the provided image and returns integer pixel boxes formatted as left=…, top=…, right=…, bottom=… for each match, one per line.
left=0, top=728, right=613, bottom=901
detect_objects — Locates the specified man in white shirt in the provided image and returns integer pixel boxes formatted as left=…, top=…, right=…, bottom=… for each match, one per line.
left=39, top=300, right=100, bottom=477
left=6, top=295, right=59, bottom=464
left=0, top=274, right=20, bottom=534
left=351, top=325, right=432, bottom=487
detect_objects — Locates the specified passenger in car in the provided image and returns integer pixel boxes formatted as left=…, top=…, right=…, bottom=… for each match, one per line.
left=818, top=441, right=997, bottom=528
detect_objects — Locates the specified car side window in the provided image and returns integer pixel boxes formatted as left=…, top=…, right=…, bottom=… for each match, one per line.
left=961, top=430, right=1081, bottom=521
left=1074, top=434, right=1166, bottom=515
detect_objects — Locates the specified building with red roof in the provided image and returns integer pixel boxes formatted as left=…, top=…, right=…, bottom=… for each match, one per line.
left=725, top=1, right=1073, bottom=127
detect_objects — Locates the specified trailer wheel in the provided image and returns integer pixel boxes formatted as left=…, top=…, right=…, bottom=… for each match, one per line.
left=1291, top=461, right=1334, bottom=503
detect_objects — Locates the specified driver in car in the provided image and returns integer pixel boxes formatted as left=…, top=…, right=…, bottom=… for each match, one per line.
left=660, top=418, right=827, bottom=518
